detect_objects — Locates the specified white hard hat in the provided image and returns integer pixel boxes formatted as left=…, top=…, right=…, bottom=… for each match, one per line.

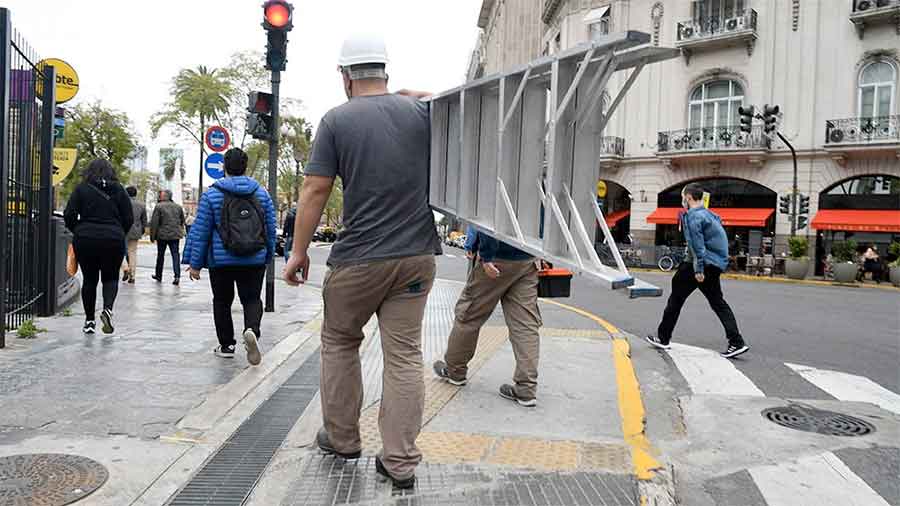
left=338, top=33, right=389, bottom=68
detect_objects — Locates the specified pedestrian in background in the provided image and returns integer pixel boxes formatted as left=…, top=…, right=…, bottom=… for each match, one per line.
left=150, top=189, right=185, bottom=285
left=185, top=211, right=196, bottom=238
left=183, top=148, right=276, bottom=366
left=121, top=186, right=147, bottom=284
left=646, top=182, right=749, bottom=359
left=64, top=159, right=134, bottom=334
left=284, top=33, right=441, bottom=489
left=282, top=206, right=297, bottom=262
left=434, top=231, right=542, bottom=407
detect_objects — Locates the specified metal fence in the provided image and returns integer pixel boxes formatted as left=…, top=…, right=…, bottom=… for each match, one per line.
left=824, top=115, right=900, bottom=145
left=0, top=8, right=56, bottom=348
left=657, top=124, right=770, bottom=153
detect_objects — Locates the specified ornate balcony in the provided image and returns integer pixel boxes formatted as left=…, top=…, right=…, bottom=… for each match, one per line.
left=597, top=136, right=625, bottom=170
left=656, top=125, right=770, bottom=169
left=849, top=0, right=900, bottom=39
left=675, top=9, right=758, bottom=63
left=824, top=115, right=900, bottom=166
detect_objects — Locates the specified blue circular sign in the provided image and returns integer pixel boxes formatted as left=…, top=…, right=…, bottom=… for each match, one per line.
left=204, top=152, right=225, bottom=180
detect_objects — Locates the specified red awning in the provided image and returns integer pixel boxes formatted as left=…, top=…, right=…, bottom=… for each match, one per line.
left=605, top=209, right=630, bottom=227
left=646, top=208, right=775, bottom=227
left=811, top=209, right=900, bottom=233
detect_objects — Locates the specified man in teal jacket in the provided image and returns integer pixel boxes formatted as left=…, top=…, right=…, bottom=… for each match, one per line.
left=646, top=182, right=749, bottom=359
left=183, top=148, right=276, bottom=366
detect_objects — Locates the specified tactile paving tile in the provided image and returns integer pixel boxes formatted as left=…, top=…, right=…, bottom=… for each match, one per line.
left=578, top=442, right=633, bottom=473
left=416, top=432, right=494, bottom=464
left=486, top=438, right=580, bottom=471
left=284, top=454, right=639, bottom=505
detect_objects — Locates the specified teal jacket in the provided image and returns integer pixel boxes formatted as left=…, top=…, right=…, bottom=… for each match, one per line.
left=682, top=207, right=729, bottom=272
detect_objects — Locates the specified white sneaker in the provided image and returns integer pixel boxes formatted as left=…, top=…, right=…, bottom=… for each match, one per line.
left=243, top=329, right=262, bottom=366
left=83, top=321, right=96, bottom=334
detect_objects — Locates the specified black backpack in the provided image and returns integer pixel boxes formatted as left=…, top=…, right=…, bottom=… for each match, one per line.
left=217, top=188, right=267, bottom=256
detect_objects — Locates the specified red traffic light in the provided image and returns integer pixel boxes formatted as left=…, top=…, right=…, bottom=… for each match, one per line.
left=263, top=1, right=292, bottom=30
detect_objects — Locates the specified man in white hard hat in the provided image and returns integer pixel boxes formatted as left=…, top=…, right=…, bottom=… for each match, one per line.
left=284, top=34, right=441, bottom=489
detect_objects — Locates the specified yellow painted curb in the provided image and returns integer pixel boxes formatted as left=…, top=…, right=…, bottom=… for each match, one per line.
left=538, top=298, right=662, bottom=481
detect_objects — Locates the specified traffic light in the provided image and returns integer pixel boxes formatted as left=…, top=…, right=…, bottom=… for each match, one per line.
left=797, top=194, right=810, bottom=216
left=262, top=1, right=293, bottom=72
left=796, top=216, right=808, bottom=230
left=738, top=105, right=755, bottom=134
left=763, top=104, right=779, bottom=134
left=779, top=194, right=792, bottom=215
left=247, top=91, right=275, bottom=140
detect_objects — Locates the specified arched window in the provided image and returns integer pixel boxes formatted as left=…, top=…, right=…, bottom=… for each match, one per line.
left=858, top=60, right=896, bottom=119
left=689, top=79, right=744, bottom=130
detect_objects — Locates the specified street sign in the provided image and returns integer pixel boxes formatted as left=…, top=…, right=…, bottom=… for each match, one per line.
left=204, top=152, right=225, bottom=180
left=37, top=58, right=79, bottom=103
left=53, top=116, right=65, bottom=142
left=205, top=126, right=230, bottom=153
left=52, top=148, right=77, bottom=185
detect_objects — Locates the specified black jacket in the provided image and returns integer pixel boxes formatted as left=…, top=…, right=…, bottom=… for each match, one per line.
left=64, top=178, right=134, bottom=241
left=282, top=207, right=297, bottom=237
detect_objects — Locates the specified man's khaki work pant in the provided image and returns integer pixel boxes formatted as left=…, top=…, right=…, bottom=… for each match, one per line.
left=444, top=259, right=542, bottom=399
left=320, top=255, right=435, bottom=480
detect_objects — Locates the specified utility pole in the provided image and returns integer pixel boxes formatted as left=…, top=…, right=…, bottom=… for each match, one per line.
left=777, top=131, right=798, bottom=237
left=198, top=115, right=205, bottom=198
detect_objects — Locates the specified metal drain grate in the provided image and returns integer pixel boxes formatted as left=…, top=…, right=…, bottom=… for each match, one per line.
left=168, top=350, right=320, bottom=506
left=762, top=405, right=876, bottom=437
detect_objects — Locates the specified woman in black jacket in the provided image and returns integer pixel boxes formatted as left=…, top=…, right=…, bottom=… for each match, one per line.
left=64, top=159, right=134, bottom=334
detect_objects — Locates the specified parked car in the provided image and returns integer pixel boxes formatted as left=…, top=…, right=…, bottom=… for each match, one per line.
left=313, top=226, right=337, bottom=243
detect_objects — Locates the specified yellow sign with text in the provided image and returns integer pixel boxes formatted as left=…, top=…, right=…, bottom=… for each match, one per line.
left=596, top=180, right=607, bottom=199
left=37, top=58, right=80, bottom=103
left=702, top=192, right=711, bottom=208
left=53, top=148, right=78, bottom=185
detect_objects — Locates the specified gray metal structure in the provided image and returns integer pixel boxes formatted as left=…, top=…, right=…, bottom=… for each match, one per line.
left=428, top=31, right=679, bottom=298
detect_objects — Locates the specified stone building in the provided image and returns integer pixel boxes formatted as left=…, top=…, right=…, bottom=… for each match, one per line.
left=468, top=0, right=900, bottom=273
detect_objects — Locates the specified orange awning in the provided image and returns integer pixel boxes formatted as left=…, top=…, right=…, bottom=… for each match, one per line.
left=647, top=208, right=774, bottom=227
left=811, top=209, right=900, bottom=233
left=605, top=209, right=630, bottom=227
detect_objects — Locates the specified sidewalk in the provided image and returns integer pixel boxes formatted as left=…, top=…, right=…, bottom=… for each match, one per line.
left=0, top=274, right=669, bottom=505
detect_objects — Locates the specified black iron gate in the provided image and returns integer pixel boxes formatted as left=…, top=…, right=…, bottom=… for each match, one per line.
left=0, top=8, right=56, bottom=348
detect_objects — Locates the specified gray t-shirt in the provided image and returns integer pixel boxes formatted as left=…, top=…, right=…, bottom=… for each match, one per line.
left=305, top=94, right=442, bottom=266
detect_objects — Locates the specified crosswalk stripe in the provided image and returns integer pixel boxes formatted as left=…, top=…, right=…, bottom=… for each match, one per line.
left=785, top=363, right=900, bottom=415
left=667, top=343, right=764, bottom=397
left=749, top=451, right=890, bottom=506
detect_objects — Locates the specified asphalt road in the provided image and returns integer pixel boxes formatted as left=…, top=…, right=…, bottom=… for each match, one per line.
left=432, top=244, right=900, bottom=396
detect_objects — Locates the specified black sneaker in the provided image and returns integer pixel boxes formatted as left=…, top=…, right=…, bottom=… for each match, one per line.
left=172, top=278, right=180, bottom=286
left=316, top=427, right=361, bottom=459
left=645, top=335, right=671, bottom=350
left=721, top=343, right=749, bottom=359
left=122, top=271, right=129, bottom=282
left=499, top=384, right=537, bottom=407
left=151, top=275, right=162, bottom=283
left=83, top=320, right=96, bottom=334
left=375, top=455, right=415, bottom=490
left=214, top=345, right=235, bottom=358
left=433, top=360, right=467, bottom=386
left=243, top=329, right=261, bottom=366
left=100, top=309, right=114, bottom=334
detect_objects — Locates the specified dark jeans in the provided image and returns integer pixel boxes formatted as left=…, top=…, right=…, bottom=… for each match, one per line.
left=74, top=236, right=125, bottom=321
left=657, top=263, right=743, bottom=346
left=155, top=240, right=181, bottom=280
left=209, top=266, right=265, bottom=348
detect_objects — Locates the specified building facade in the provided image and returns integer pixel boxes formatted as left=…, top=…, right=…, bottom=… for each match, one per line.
left=470, top=0, right=900, bottom=272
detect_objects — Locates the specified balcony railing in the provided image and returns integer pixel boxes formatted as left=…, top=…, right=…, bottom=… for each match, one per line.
left=825, top=115, right=900, bottom=145
left=598, top=136, right=625, bottom=157
left=657, top=125, right=770, bottom=154
left=852, top=0, right=899, bottom=14
left=676, top=9, right=758, bottom=42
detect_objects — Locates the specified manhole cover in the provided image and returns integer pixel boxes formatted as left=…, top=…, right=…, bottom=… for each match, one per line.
left=762, top=405, right=876, bottom=437
left=0, top=453, right=109, bottom=505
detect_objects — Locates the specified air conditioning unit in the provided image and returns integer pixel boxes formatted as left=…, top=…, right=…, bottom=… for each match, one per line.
left=857, top=0, right=872, bottom=11
left=829, top=129, right=845, bottom=143
left=875, top=0, right=890, bottom=7
left=725, top=17, right=739, bottom=30
left=681, top=25, right=695, bottom=39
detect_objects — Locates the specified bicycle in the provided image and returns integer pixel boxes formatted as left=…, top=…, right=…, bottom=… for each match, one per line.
left=657, top=246, right=687, bottom=272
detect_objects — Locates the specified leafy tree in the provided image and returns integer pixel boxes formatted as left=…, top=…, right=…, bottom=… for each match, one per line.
left=57, top=101, right=139, bottom=202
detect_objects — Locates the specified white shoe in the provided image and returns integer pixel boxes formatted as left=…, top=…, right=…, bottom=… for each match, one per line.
left=243, top=329, right=262, bottom=366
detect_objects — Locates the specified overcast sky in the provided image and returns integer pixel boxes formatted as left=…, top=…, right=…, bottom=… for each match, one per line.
left=4, top=0, right=482, bottom=187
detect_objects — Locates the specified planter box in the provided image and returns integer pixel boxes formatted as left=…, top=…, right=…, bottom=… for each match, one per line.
left=891, top=266, right=900, bottom=287
left=785, top=259, right=810, bottom=280
left=833, top=262, right=858, bottom=284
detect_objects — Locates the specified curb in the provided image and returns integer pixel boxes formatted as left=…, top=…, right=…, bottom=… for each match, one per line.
left=630, top=267, right=899, bottom=291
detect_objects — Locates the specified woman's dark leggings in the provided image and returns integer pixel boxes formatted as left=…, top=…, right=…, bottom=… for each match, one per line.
left=74, top=237, right=125, bottom=321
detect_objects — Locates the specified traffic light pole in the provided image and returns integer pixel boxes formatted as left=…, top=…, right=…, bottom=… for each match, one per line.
left=776, top=131, right=798, bottom=237
left=265, top=70, right=281, bottom=313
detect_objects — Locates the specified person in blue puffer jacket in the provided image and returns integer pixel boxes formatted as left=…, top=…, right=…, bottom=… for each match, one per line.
left=182, top=148, right=276, bottom=366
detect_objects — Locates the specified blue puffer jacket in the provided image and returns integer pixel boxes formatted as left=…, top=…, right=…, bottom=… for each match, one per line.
left=182, top=176, right=276, bottom=270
